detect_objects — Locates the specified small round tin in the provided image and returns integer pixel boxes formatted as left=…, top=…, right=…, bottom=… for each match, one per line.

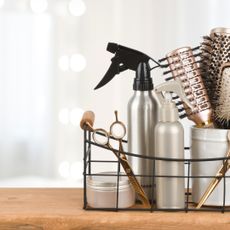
left=86, top=172, right=135, bottom=208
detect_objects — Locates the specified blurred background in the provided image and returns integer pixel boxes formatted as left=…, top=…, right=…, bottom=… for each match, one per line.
left=0, top=0, right=229, bottom=187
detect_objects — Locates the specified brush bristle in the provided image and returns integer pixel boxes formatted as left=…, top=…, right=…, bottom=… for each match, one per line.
left=213, top=63, right=230, bottom=128
left=199, top=30, right=230, bottom=128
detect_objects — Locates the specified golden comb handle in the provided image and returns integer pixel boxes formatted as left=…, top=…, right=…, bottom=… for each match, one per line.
left=196, top=130, right=230, bottom=208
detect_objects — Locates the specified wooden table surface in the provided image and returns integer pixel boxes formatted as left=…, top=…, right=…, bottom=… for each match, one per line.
left=0, top=188, right=229, bottom=230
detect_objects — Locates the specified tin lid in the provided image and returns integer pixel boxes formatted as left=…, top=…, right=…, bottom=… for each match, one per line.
left=87, top=172, right=130, bottom=189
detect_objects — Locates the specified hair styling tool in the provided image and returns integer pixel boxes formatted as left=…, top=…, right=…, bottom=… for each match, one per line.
left=200, top=28, right=230, bottom=128
left=159, top=46, right=213, bottom=127
left=80, top=111, right=151, bottom=208
left=196, top=130, right=230, bottom=208
left=212, top=63, right=230, bottom=128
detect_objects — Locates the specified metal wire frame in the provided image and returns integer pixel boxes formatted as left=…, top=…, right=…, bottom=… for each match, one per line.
left=83, top=129, right=230, bottom=212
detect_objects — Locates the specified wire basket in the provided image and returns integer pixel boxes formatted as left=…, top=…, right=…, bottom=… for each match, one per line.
left=82, top=129, right=230, bottom=212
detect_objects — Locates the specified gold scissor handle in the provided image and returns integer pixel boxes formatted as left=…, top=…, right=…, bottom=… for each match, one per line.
left=109, top=111, right=126, bottom=139
left=196, top=130, right=230, bottom=209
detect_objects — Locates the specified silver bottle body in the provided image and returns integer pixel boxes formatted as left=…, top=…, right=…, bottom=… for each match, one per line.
left=127, top=91, right=157, bottom=199
left=155, top=121, right=185, bottom=209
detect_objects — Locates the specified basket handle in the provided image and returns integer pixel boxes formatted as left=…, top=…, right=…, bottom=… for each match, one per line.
left=80, top=111, right=95, bottom=131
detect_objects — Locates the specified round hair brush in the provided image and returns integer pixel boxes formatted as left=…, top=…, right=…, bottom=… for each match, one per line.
left=209, top=28, right=230, bottom=94
left=213, top=62, right=230, bottom=129
left=200, top=27, right=230, bottom=128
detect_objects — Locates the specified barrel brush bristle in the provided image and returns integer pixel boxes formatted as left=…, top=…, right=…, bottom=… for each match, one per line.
left=199, top=28, right=230, bottom=128
left=213, top=62, right=230, bottom=129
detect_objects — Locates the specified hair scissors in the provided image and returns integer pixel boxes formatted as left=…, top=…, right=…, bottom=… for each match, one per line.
left=81, top=110, right=150, bottom=208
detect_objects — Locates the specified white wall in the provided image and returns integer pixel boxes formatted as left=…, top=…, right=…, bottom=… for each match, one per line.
left=0, top=0, right=229, bottom=186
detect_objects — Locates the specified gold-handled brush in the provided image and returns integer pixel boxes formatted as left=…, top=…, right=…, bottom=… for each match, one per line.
left=159, top=46, right=213, bottom=127
left=200, top=28, right=230, bottom=128
left=213, top=63, right=230, bottom=128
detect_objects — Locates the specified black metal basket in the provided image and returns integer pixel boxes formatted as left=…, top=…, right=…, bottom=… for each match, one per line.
left=83, top=129, right=230, bottom=212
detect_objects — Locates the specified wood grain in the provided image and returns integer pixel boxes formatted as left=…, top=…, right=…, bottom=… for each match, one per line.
left=0, top=188, right=229, bottom=230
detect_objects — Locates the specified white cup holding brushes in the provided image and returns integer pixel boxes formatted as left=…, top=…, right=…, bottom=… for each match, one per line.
left=191, top=127, right=230, bottom=206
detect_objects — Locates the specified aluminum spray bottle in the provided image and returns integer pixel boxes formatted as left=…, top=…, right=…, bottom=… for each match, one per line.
left=154, top=79, right=193, bottom=209
left=94, top=42, right=160, bottom=201
left=128, top=62, right=158, bottom=200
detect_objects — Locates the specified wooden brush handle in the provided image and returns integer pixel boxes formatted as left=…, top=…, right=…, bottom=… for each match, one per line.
left=80, top=111, right=95, bottom=130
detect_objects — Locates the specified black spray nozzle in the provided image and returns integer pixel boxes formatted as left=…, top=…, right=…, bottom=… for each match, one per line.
left=133, top=62, right=153, bottom=91
left=94, top=42, right=157, bottom=90
left=106, top=42, right=150, bottom=61
left=107, top=43, right=118, bottom=53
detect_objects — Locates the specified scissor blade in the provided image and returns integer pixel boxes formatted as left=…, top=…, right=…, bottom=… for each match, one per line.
left=117, top=141, right=150, bottom=207
left=120, top=159, right=151, bottom=208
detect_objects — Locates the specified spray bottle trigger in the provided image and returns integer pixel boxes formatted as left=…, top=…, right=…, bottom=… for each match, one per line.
left=155, top=78, right=194, bottom=110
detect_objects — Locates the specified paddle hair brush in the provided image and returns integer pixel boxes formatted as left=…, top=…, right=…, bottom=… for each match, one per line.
left=159, top=46, right=213, bottom=127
